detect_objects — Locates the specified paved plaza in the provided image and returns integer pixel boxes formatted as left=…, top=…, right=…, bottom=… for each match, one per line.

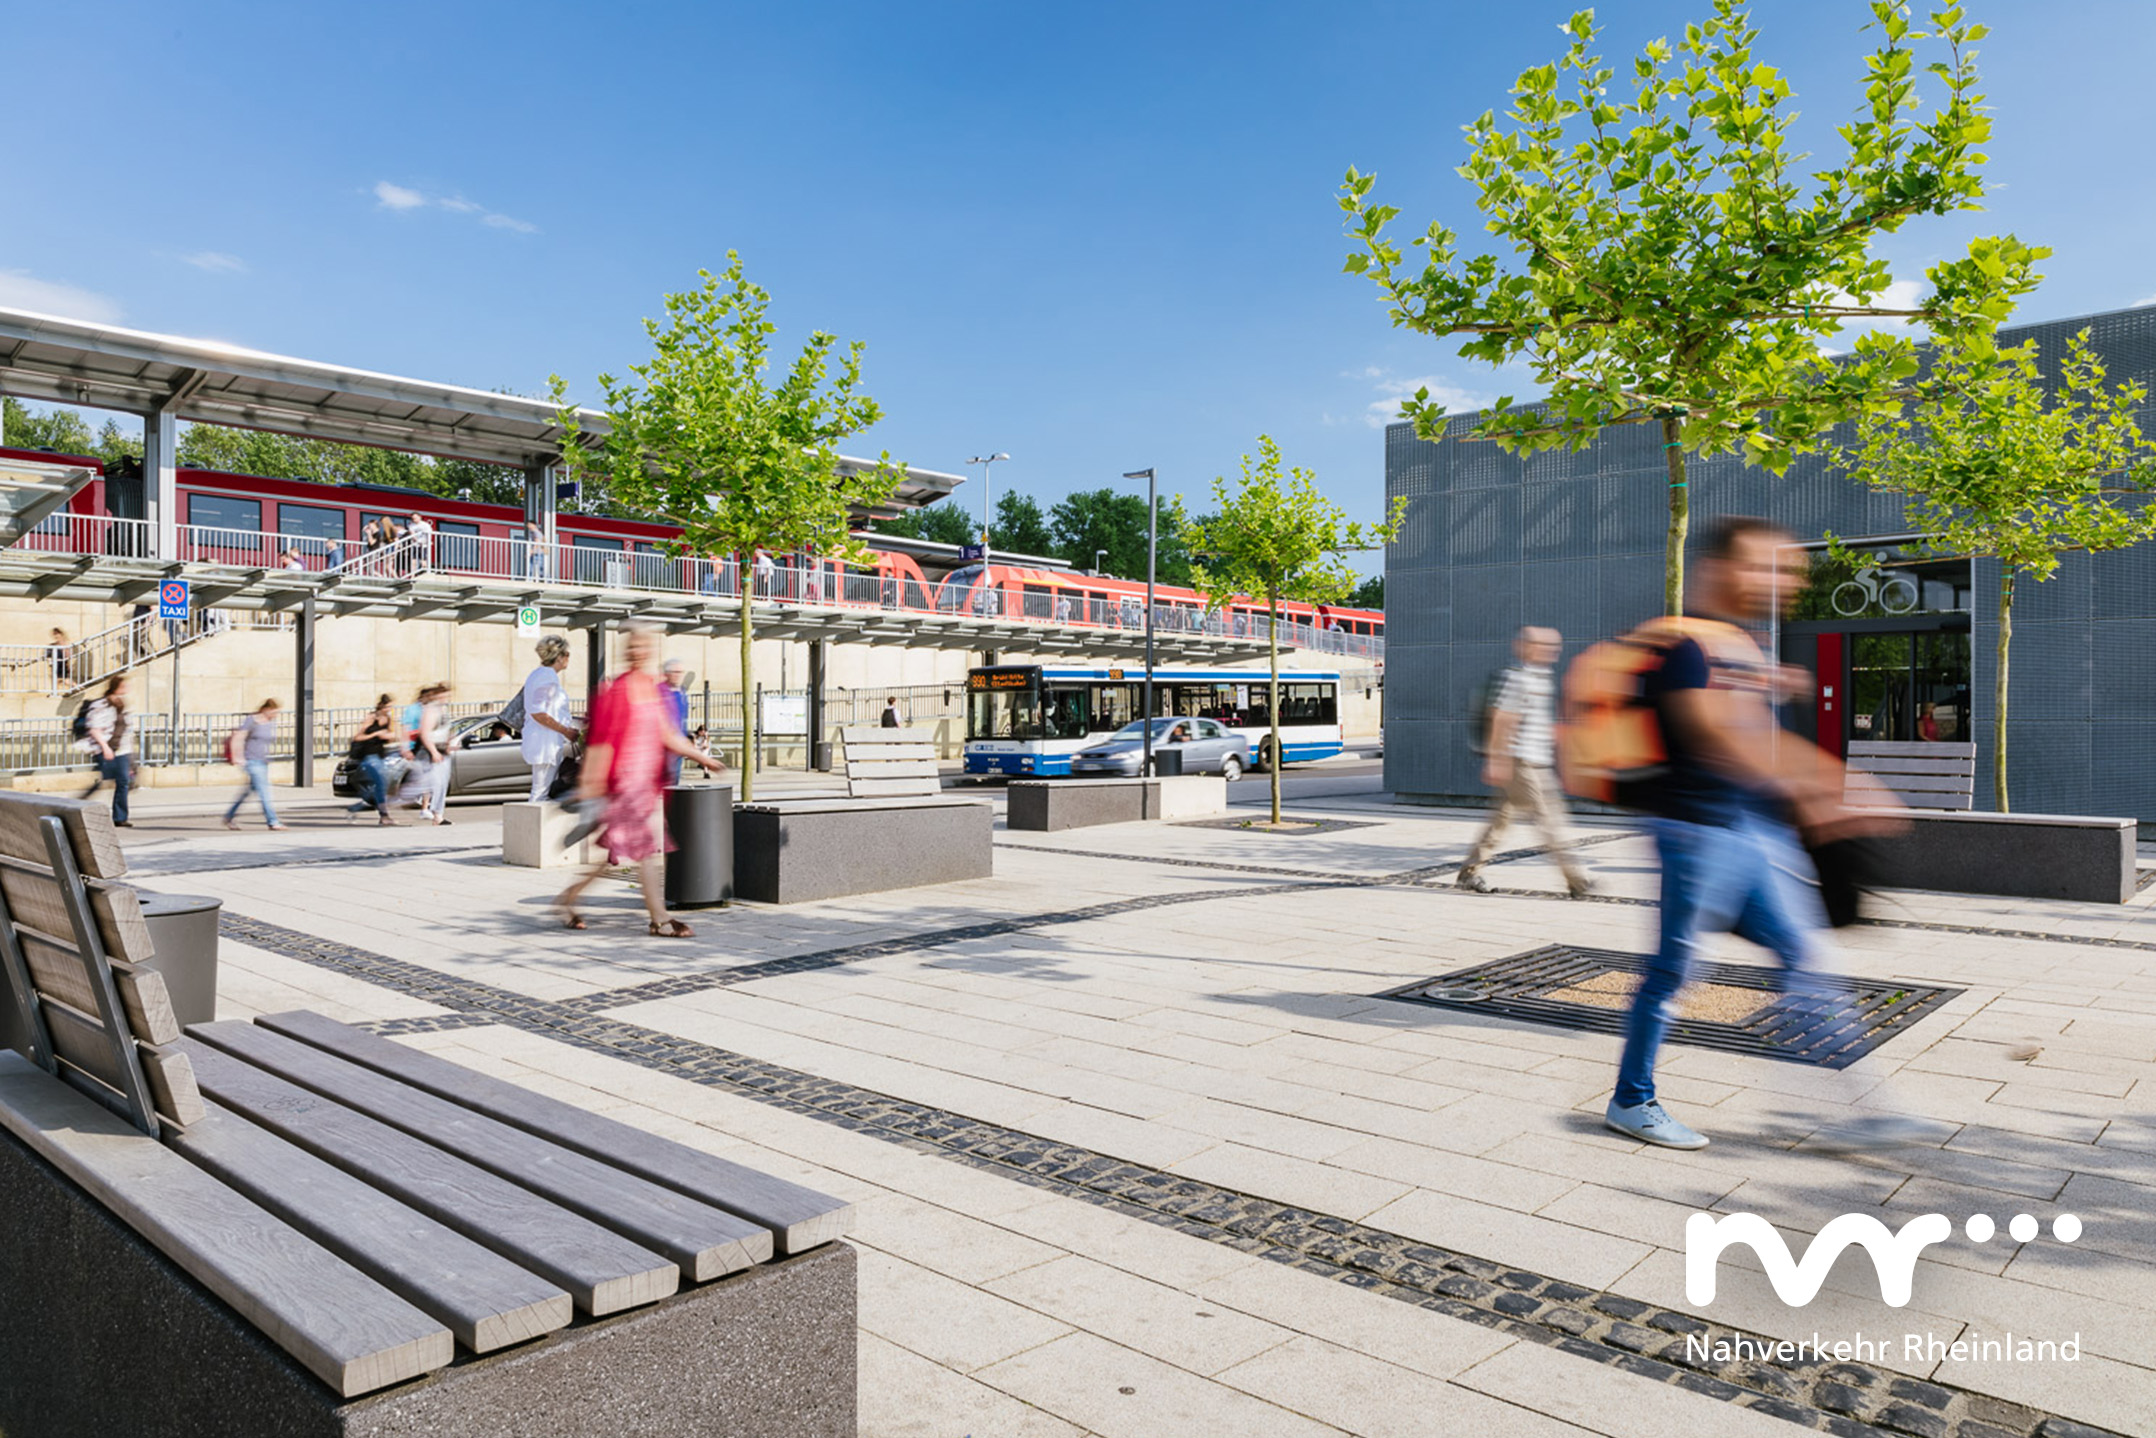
left=105, top=774, right=2156, bottom=1437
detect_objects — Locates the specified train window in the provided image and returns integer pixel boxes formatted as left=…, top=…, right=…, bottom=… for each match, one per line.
left=570, top=533, right=626, bottom=585
left=436, top=521, right=480, bottom=569
left=278, top=503, right=345, bottom=542
left=189, top=494, right=262, bottom=534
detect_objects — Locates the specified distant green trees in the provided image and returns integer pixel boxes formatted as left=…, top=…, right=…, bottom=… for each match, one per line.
left=872, top=484, right=1196, bottom=583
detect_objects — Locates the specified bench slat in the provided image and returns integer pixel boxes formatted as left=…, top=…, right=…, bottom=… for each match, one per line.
left=190, top=1023, right=771, bottom=1281
left=1897, top=793, right=1973, bottom=810
left=177, top=1037, right=678, bottom=1316
left=258, top=1010, right=856, bottom=1255
left=1870, top=775, right=1974, bottom=794
left=845, top=743, right=938, bottom=763
left=1847, top=755, right=1975, bottom=775
left=845, top=776, right=944, bottom=798
left=0, top=1051, right=452, bottom=1398
left=40, top=999, right=205, bottom=1125
left=170, top=1102, right=575, bottom=1353
left=847, top=758, right=941, bottom=778
left=0, top=861, right=155, bottom=964
left=839, top=726, right=935, bottom=745
left=0, top=794, right=127, bottom=880
left=20, top=931, right=179, bottom=1045
left=1847, top=740, right=1976, bottom=757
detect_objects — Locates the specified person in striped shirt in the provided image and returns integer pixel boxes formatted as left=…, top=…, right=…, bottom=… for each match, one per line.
left=1457, top=626, right=1590, bottom=898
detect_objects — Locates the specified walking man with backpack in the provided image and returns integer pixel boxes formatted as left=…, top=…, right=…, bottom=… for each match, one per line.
left=77, top=677, right=134, bottom=827
left=1602, top=516, right=1893, bottom=1150
left=1457, top=626, right=1589, bottom=899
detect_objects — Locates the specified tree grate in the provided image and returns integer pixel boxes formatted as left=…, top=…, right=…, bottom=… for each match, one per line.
left=1378, top=944, right=1962, bottom=1069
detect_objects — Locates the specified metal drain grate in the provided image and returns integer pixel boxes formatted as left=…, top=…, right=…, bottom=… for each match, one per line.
left=1379, top=944, right=1962, bottom=1069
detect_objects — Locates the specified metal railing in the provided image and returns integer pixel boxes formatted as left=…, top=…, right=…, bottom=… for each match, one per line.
left=0, top=609, right=294, bottom=697
left=9, top=515, right=1385, bottom=660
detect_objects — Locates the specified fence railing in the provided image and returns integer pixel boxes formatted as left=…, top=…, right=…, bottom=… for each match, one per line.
left=0, top=609, right=295, bottom=698
left=11, top=515, right=1385, bottom=661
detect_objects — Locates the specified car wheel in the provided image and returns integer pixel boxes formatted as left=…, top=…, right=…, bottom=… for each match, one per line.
left=1220, top=755, right=1243, bottom=782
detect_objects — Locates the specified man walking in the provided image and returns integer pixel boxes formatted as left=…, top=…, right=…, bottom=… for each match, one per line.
left=880, top=696, right=902, bottom=729
left=1457, top=626, right=1588, bottom=899
left=658, top=659, right=691, bottom=787
left=520, top=635, right=579, bottom=803
left=1605, top=516, right=1886, bottom=1150
left=78, top=676, right=134, bottom=827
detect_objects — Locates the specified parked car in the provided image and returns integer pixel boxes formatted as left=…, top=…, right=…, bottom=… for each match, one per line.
left=332, top=712, right=535, bottom=802
left=1070, top=717, right=1250, bottom=780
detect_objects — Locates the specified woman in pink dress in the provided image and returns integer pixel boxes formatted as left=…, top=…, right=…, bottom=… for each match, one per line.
left=555, top=624, right=725, bottom=936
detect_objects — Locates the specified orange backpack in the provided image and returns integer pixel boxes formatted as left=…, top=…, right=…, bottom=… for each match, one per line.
left=1557, top=616, right=1746, bottom=807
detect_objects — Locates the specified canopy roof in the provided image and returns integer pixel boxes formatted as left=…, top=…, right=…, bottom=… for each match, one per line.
left=0, top=307, right=961, bottom=504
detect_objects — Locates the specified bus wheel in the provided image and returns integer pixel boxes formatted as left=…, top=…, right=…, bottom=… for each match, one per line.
left=1254, top=740, right=1274, bottom=773
left=1220, top=755, right=1243, bottom=782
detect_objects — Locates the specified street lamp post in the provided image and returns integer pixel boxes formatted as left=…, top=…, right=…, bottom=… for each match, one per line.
left=968, top=453, right=1010, bottom=564
left=1123, top=468, right=1158, bottom=776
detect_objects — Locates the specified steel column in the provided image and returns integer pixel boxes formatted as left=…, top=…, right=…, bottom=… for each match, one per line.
left=294, top=596, right=315, bottom=787
left=144, top=409, right=179, bottom=560
left=808, top=639, right=829, bottom=771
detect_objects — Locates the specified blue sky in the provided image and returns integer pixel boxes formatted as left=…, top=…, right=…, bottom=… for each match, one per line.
left=5, top=0, right=2153, bottom=564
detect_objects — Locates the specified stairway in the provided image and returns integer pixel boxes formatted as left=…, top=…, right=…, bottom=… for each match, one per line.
left=56, top=609, right=237, bottom=696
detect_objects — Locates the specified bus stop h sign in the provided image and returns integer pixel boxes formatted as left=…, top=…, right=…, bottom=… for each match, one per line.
left=158, top=580, right=189, bottom=620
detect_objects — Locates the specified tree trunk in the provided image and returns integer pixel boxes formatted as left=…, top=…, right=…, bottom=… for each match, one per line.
left=1662, top=415, right=1689, bottom=617
left=1993, top=564, right=2013, bottom=813
left=739, top=560, right=755, bottom=802
left=1267, top=594, right=1282, bottom=826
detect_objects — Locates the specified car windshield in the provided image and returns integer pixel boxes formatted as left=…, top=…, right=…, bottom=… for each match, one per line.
left=1109, top=719, right=1179, bottom=741
left=453, top=714, right=507, bottom=740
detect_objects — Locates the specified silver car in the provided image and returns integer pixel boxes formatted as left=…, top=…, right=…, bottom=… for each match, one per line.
left=332, top=712, right=536, bottom=802
left=1069, top=717, right=1251, bottom=780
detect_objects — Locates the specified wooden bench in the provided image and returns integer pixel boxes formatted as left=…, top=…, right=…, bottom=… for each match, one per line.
left=838, top=724, right=942, bottom=798
left=1845, top=740, right=1975, bottom=811
left=0, top=794, right=858, bottom=1436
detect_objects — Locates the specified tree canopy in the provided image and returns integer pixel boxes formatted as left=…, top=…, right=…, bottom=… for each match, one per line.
left=1341, top=0, right=2042, bottom=611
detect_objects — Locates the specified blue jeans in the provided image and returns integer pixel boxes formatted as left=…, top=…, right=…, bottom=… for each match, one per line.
left=226, top=759, right=280, bottom=827
left=348, top=755, right=389, bottom=814
left=1614, top=808, right=1832, bottom=1108
left=84, top=755, right=130, bottom=824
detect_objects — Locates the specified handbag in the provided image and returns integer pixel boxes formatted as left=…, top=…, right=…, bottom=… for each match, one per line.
left=1806, top=835, right=1884, bottom=928
left=547, top=750, right=582, bottom=801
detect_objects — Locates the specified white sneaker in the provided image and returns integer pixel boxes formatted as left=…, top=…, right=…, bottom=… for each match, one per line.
left=1605, top=1099, right=1710, bottom=1150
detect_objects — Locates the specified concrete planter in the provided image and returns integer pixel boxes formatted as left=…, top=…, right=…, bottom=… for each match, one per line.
left=1870, top=810, right=2137, bottom=904
left=1006, top=776, right=1228, bottom=832
left=732, top=798, right=992, bottom=903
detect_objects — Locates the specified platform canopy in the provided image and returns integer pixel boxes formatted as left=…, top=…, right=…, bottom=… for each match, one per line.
left=0, top=306, right=962, bottom=505
left=0, top=456, right=95, bottom=547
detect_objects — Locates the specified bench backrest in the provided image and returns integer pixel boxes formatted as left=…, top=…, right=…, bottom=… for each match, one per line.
left=839, top=725, right=942, bottom=799
left=1845, top=740, right=1976, bottom=811
left=0, top=792, right=202, bottom=1133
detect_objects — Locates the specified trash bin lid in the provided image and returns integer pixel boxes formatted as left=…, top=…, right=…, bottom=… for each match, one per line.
left=131, top=891, right=224, bottom=918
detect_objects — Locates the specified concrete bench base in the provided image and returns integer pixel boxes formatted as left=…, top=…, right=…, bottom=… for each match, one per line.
left=0, top=1126, right=857, bottom=1438
left=1007, top=776, right=1228, bottom=831
left=501, top=801, right=599, bottom=870
left=733, top=797, right=992, bottom=903
left=1868, top=810, right=2137, bottom=904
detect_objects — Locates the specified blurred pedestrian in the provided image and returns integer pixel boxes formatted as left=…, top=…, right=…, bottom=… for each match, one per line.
left=522, top=521, right=547, bottom=581
left=658, top=658, right=690, bottom=787
left=553, top=624, right=725, bottom=936
left=880, top=695, right=901, bottom=728
left=520, top=636, right=579, bottom=802
left=393, top=683, right=453, bottom=823
left=1605, top=517, right=1895, bottom=1151
left=222, top=699, right=286, bottom=831
left=406, top=513, right=434, bottom=575
left=77, top=676, right=134, bottom=827
left=345, top=694, right=398, bottom=825
left=45, top=628, right=69, bottom=691
left=1457, top=626, right=1589, bottom=899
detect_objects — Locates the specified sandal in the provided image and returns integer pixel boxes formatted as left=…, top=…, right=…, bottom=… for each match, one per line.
left=648, top=919, right=694, bottom=939
left=560, top=910, right=588, bottom=931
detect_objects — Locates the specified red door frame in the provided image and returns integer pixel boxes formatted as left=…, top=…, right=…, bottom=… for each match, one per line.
left=1814, top=632, right=1846, bottom=758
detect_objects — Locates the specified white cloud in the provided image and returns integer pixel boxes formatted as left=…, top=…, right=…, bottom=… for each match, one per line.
left=0, top=270, right=123, bottom=323
left=1825, top=278, right=1924, bottom=341
left=2134, top=291, right=2156, bottom=308
left=372, top=180, right=535, bottom=234
left=1363, top=372, right=1496, bottom=429
left=181, top=251, right=246, bottom=274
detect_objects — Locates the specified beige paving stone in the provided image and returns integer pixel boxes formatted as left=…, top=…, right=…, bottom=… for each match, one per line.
left=1457, top=1338, right=1803, bottom=1438
left=1018, top=1099, right=1222, bottom=1170
left=991, top=1197, right=1264, bottom=1293
left=1479, top=1132, right=1745, bottom=1209
left=858, top=1332, right=1088, bottom=1438
left=1329, top=1134, right=1580, bottom=1211
left=1196, top=1263, right=1514, bottom=1381
left=1361, top=1188, right=1652, bottom=1291
left=1221, top=1333, right=1598, bottom=1437
left=1268, top=1060, right=1477, bottom=1114
left=850, top=1192, right=1065, bottom=1285
left=1932, top=1347, right=2156, bottom=1438
left=857, top=1246, right=1074, bottom=1373
left=977, top=1331, right=1347, bottom=1438
left=1152, top=1096, right=1373, bottom=1163
left=987, top=1254, right=1294, bottom=1376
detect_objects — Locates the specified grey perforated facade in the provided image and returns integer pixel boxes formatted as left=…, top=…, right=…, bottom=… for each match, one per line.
left=1382, top=302, right=2156, bottom=821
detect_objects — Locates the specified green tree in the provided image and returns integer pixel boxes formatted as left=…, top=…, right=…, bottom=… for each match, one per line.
left=1349, top=574, right=1384, bottom=610
left=174, top=424, right=521, bottom=503
left=557, top=254, right=900, bottom=799
left=1850, top=330, right=2156, bottom=810
left=1049, top=487, right=1194, bottom=584
left=873, top=500, right=977, bottom=547
left=1174, top=437, right=1404, bottom=822
left=1341, top=1, right=2042, bottom=613
left=990, top=491, right=1055, bottom=558
left=3, top=398, right=99, bottom=458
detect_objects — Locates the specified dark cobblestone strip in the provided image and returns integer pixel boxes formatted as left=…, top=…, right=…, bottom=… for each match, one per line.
left=222, top=912, right=2115, bottom=1438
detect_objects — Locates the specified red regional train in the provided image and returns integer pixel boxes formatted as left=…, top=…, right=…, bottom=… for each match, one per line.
left=0, top=445, right=1384, bottom=642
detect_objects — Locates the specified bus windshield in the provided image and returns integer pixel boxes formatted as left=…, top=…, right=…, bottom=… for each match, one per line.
left=967, top=682, right=1089, bottom=741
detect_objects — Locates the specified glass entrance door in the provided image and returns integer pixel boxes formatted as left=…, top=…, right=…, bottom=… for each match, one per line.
left=1848, top=631, right=1970, bottom=744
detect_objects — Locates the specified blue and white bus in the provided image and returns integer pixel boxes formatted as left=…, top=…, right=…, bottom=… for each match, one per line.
left=963, top=664, right=1344, bottom=776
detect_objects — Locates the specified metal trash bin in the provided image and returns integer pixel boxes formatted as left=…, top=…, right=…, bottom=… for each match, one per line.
left=665, top=783, right=734, bottom=908
left=1151, top=748, right=1184, bottom=778
left=134, top=891, right=223, bottom=1028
